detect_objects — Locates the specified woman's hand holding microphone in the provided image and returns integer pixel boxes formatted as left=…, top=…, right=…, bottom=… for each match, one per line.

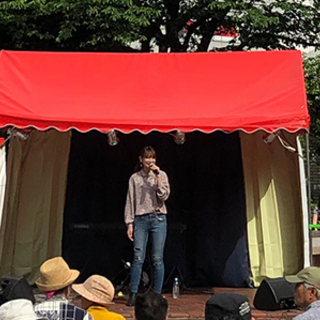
left=149, top=163, right=160, bottom=175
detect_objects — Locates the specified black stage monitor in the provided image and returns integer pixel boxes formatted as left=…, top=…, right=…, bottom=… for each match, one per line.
left=253, top=277, right=296, bottom=311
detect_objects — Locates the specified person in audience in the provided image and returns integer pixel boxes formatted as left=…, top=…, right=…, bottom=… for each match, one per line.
left=34, top=256, right=93, bottom=320
left=0, top=275, right=35, bottom=306
left=285, top=266, right=320, bottom=319
left=205, top=292, right=252, bottom=320
left=72, top=274, right=125, bottom=320
left=134, top=291, right=168, bottom=320
left=0, top=298, right=46, bottom=320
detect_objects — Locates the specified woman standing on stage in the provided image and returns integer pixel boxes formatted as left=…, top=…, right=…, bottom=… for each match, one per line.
left=124, top=146, right=170, bottom=306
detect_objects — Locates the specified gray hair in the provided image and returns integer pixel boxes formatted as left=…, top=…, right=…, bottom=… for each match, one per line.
left=304, top=283, right=320, bottom=298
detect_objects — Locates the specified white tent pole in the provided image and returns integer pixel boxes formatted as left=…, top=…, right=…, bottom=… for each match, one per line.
left=0, top=145, right=6, bottom=228
left=298, top=134, right=311, bottom=266
left=306, top=132, right=312, bottom=265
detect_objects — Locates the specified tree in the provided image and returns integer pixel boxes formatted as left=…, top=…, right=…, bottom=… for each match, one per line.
left=0, top=0, right=160, bottom=51
left=140, top=0, right=320, bottom=52
left=0, top=0, right=320, bottom=52
left=304, top=56, right=320, bottom=158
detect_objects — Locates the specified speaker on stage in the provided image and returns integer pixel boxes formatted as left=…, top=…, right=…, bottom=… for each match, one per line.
left=0, top=275, right=35, bottom=306
left=253, top=277, right=296, bottom=311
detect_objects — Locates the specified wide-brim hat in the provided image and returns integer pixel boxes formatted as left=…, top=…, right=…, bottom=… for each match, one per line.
left=72, top=275, right=115, bottom=306
left=35, top=257, right=79, bottom=291
left=0, top=299, right=46, bottom=320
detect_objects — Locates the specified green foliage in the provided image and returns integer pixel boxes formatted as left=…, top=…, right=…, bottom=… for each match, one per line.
left=0, top=0, right=160, bottom=50
left=304, top=56, right=320, bottom=158
left=135, top=0, right=320, bottom=52
left=0, top=0, right=320, bottom=52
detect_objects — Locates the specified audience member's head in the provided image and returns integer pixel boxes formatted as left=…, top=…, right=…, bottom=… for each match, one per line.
left=72, top=275, right=115, bottom=310
left=0, top=276, right=35, bottom=306
left=0, top=298, right=45, bottom=320
left=285, top=266, right=320, bottom=309
left=134, top=291, right=168, bottom=320
left=35, top=256, right=79, bottom=299
left=205, top=292, right=252, bottom=320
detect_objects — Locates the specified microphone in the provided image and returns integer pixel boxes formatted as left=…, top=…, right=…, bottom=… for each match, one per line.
left=149, top=163, right=159, bottom=175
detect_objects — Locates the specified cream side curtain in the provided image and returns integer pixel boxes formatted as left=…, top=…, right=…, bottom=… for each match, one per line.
left=0, top=130, right=71, bottom=283
left=240, top=131, right=304, bottom=286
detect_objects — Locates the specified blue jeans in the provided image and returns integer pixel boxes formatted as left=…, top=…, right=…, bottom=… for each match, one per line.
left=130, top=213, right=167, bottom=293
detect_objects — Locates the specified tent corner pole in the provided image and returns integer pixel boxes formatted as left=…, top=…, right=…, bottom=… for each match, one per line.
left=306, top=132, right=312, bottom=266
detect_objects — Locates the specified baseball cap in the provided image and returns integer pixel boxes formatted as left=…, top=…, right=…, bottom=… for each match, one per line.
left=285, top=266, right=320, bottom=289
left=205, top=292, right=251, bottom=320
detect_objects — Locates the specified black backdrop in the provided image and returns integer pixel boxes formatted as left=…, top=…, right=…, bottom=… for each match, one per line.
left=62, top=130, right=251, bottom=289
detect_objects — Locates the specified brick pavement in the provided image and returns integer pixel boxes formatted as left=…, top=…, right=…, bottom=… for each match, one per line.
left=35, top=286, right=302, bottom=319
left=108, top=287, right=302, bottom=320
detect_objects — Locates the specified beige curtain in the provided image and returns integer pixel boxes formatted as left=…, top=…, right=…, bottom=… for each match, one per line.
left=0, top=129, right=71, bottom=283
left=240, top=131, right=304, bottom=286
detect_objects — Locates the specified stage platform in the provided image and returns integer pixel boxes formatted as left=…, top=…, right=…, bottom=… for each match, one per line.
left=35, top=287, right=301, bottom=319
left=108, top=287, right=301, bottom=320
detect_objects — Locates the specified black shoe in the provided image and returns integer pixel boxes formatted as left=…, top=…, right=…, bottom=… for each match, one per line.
left=126, top=292, right=137, bottom=306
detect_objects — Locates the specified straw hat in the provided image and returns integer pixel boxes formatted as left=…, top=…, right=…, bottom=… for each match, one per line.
left=35, top=257, right=80, bottom=291
left=0, top=299, right=46, bottom=320
left=72, top=275, right=115, bottom=306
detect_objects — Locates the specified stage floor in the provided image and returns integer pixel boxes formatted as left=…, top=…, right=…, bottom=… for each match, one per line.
left=35, top=287, right=301, bottom=319
left=108, top=287, right=301, bottom=320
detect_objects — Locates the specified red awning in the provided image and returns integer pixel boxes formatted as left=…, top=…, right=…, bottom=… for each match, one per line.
left=0, top=50, right=309, bottom=133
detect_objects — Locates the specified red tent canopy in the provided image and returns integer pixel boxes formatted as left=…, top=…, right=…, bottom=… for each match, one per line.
left=0, top=50, right=309, bottom=133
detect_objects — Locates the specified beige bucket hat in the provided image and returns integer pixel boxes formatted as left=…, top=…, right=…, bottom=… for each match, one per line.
left=72, top=275, right=115, bottom=306
left=35, top=257, right=80, bottom=291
